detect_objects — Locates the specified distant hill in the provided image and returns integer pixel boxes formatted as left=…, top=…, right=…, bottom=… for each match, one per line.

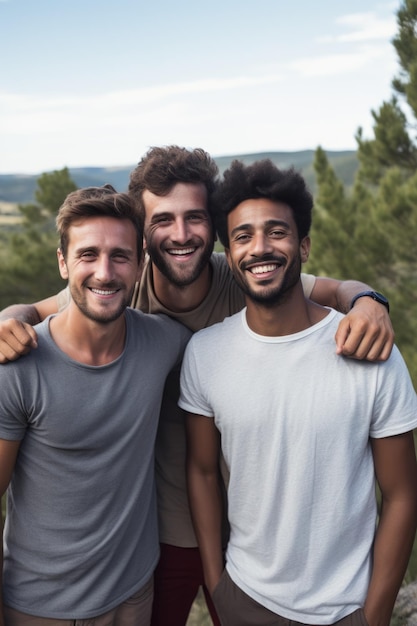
left=0, top=150, right=358, bottom=205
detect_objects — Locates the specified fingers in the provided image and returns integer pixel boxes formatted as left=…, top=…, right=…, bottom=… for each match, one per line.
left=335, top=309, right=395, bottom=362
left=0, top=320, right=38, bottom=363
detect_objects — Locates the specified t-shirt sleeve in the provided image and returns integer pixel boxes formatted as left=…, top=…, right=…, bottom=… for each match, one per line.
left=179, top=338, right=213, bottom=417
left=370, top=346, right=417, bottom=438
left=300, top=273, right=316, bottom=298
left=0, top=367, right=28, bottom=441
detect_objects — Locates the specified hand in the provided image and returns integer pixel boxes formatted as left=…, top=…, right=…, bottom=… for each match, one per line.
left=0, top=319, right=38, bottom=363
left=335, top=299, right=394, bottom=361
left=206, top=571, right=223, bottom=597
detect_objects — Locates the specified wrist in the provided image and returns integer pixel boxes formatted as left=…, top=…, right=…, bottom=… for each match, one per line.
left=350, top=291, right=390, bottom=313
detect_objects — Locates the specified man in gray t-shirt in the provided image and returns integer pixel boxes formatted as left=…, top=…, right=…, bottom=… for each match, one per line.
left=0, top=186, right=190, bottom=625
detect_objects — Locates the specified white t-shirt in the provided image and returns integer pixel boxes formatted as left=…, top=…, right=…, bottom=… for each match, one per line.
left=179, top=307, right=417, bottom=624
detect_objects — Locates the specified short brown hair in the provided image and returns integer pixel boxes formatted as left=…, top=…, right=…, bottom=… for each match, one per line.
left=56, top=184, right=144, bottom=259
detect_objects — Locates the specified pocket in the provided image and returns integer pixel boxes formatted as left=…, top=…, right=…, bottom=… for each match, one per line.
left=212, top=568, right=227, bottom=599
left=357, top=608, right=370, bottom=626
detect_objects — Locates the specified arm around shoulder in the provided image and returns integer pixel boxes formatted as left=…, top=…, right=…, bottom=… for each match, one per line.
left=310, top=277, right=394, bottom=362
left=0, top=295, right=60, bottom=363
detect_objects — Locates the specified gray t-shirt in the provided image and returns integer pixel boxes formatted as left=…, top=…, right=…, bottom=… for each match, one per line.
left=0, top=308, right=190, bottom=619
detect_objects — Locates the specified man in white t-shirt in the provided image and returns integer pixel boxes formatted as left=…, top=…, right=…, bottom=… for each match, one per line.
left=180, top=158, right=417, bottom=626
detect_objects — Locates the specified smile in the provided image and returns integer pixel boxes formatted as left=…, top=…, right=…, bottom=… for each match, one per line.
left=249, top=264, right=280, bottom=275
left=167, top=247, right=196, bottom=256
left=90, top=288, right=118, bottom=295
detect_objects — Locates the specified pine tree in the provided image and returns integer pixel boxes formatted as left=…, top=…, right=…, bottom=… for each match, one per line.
left=0, top=168, right=77, bottom=308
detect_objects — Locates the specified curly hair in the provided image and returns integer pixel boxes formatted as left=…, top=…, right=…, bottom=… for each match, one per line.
left=128, top=145, right=219, bottom=221
left=56, top=184, right=144, bottom=259
left=212, top=159, right=313, bottom=248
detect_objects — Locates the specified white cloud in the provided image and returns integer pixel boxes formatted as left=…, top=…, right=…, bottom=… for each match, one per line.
left=290, top=43, right=393, bottom=77
left=318, top=10, right=396, bottom=44
left=0, top=73, right=289, bottom=136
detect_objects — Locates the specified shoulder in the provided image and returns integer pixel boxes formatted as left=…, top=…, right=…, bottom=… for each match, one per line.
left=300, top=272, right=316, bottom=298
left=126, top=308, right=191, bottom=342
left=188, top=311, right=240, bottom=346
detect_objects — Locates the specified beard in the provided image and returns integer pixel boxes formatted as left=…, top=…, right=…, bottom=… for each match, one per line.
left=146, top=235, right=214, bottom=287
left=232, top=253, right=302, bottom=307
left=69, top=282, right=134, bottom=324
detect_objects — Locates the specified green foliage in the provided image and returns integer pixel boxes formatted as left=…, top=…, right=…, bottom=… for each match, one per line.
left=392, top=0, right=417, bottom=111
left=306, top=0, right=417, bottom=387
left=35, top=167, right=77, bottom=215
left=356, top=99, right=417, bottom=183
left=0, top=168, right=76, bottom=309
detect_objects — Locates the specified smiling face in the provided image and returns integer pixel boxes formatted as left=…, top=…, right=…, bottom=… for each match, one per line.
left=225, top=198, right=310, bottom=306
left=58, top=216, right=140, bottom=324
left=143, top=182, right=215, bottom=287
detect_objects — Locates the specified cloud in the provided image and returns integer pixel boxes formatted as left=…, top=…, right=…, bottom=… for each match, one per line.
left=318, top=10, right=396, bottom=44
left=0, top=73, right=288, bottom=135
left=290, top=43, right=393, bottom=77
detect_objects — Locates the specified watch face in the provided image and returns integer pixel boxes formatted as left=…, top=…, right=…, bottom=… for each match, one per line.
left=374, top=292, right=389, bottom=305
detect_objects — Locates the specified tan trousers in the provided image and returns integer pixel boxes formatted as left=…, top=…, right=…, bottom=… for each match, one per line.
left=3, top=576, right=153, bottom=626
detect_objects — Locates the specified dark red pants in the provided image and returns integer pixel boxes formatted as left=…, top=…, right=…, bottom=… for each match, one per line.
left=150, top=543, right=220, bottom=626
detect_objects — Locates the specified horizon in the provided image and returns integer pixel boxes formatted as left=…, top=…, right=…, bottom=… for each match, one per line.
left=0, top=147, right=358, bottom=178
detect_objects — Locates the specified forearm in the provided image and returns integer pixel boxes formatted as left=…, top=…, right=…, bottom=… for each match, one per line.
left=0, top=304, right=41, bottom=325
left=187, top=467, right=224, bottom=593
left=1, top=511, right=4, bottom=626
left=310, top=278, right=373, bottom=312
left=365, top=497, right=417, bottom=626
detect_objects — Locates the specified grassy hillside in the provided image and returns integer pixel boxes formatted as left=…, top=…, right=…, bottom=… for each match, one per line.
left=0, top=150, right=358, bottom=204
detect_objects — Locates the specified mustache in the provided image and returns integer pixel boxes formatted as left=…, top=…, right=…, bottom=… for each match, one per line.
left=85, top=281, right=122, bottom=290
left=240, top=255, right=286, bottom=271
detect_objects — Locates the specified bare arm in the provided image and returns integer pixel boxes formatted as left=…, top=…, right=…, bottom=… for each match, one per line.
left=186, top=412, right=224, bottom=595
left=0, top=296, right=59, bottom=363
left=364, top=432, right=417, bottom=626
left=0, top=439, right=22, bottom=625
left=310, top=278, right=394, bottom=362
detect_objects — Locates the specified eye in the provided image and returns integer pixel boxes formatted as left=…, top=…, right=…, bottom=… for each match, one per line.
left=151, top=215, right=172, bottom=225
left=234, top=233, right=251, bottom=242
left=113, top=253, right=130, bottom=263
left=80, top=251, right=96, bottom=260
left=270, top=229, right=286, bottom=238
left=187, top=213, right=206, bottom=223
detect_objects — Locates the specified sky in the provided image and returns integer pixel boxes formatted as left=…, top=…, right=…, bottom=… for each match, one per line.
left=0, top=0, right=399, bottom=174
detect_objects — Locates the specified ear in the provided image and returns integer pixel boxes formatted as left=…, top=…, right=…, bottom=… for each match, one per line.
left=57, top=248, right=69, bottom=280
left=142, top=234, right=147, bottom=252
left=300, top=236, right=311, bottom=264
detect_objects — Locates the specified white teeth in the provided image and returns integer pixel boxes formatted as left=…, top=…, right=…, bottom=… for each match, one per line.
left=91, top=289, right=117, bottom=295
left=250, top=264, right=277, bottom=275
left=168, top=248, right=195, bottom=256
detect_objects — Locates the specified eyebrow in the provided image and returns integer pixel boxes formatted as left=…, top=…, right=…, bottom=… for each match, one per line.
left=74, top=246, right=135, bottom=257
left=230, top=218, right=290, bottom=238
left=150, top=208, right=208, bottom=221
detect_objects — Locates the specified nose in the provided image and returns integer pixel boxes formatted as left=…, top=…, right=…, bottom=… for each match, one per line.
left=95, top=255, right=115, bottom=282
left=171, top=218, right=191, bottom=244
left=250, top=232, right=273, bottom=257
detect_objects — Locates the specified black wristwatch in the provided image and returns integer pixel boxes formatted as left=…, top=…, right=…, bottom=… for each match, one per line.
left=350, top=291, right=390, bottom=313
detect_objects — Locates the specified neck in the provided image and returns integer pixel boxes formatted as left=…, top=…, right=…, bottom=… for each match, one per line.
left=49, top=305, right=127, bottom=366
left=245, top=282, right=328, bottom=337
left=152, top=263, right=212, bottom=312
